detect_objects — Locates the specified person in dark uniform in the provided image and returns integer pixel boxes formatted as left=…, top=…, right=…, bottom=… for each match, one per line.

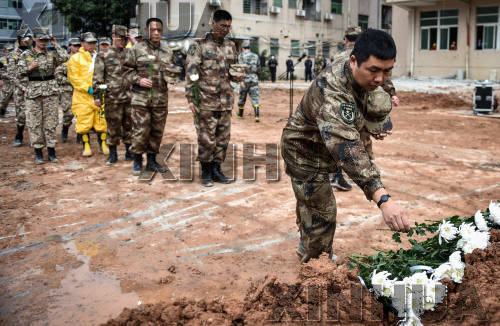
left=267, top=55, right=277, bottom=82
left=286, top=56, right=294, bottom=80
left=304, top=56, right=313, bottom=82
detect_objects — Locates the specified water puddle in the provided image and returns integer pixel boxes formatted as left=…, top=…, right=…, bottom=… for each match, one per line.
left=46, top=241, right=139, bottom=325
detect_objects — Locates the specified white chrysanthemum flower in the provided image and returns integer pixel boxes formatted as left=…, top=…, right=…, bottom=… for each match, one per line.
left=450, top=266, right=465, bottom=283
left=438, top=220, right=458, bottom=245
left=189, top=73, right=199, bottom=82
left=98, top=84, right=107, bottom=90
left=448, top=251, right=464, bottom=269
left=474, top=210, right=489, bottom=231
left=424, top=281, right=438, bottom=310
left=431, top=262, right=453, bottom=281
left=459, top=222, right=477, bottom=240
left=410, top=272, right=429, bottom=286
left=371, top=270, right=394, bottom=297
left=148, top=55, right=156, bottom=60
left=489, top=201, right=500, bottom=225
left=457, top=231, right=489, bottom=254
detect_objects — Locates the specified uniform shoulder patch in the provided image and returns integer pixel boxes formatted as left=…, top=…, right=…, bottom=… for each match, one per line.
left=339, top=102, right=356, bottom=124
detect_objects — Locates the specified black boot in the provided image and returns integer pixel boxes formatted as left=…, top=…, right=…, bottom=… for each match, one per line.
left=76, top=133, right=83, bottom=144
left=106, top=145, right=118, bottom=165
left=132, top=153, right=143, bottom=176
left=61, top=125, right=69, bottom=143
left=331, top=168, right=352, bottom=191
left=200, top=162, right=213, bottom=187
left=211, top=162, right=230, bottom=183
left=34, top=148, right=44, bottom=165
left=13, top=125, right=24, bottom=147
left=97, top=133, right=103, bottom=153
left=124, top=144, right=134, bottom=161
left=0, top=108, right=6, bottom=117
left=146, top=153, right=168, bottom=173
left=47, top=147, right=58, bottom=163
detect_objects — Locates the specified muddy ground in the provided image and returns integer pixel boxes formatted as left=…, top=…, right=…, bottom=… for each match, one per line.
left=0, top=81, right=499, bottom=325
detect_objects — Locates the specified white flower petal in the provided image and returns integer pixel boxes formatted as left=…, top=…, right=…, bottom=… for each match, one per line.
left=474, top=210, right=489, bottom=231
left=489, top=201, right=500, bottom=225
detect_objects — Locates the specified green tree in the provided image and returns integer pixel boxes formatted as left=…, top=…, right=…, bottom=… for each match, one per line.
left=51, top=0, right=138, bottom=36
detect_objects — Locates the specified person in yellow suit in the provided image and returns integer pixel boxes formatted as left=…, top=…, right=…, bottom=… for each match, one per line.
left=67, top=32, right=108, bottom=156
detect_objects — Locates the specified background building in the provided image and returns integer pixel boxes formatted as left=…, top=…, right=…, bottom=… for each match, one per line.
left=388, top=0, right=500, bottom=81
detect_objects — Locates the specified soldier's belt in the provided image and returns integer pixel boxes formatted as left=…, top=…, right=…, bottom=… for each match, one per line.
left=28, top=74, right=55, bottom=81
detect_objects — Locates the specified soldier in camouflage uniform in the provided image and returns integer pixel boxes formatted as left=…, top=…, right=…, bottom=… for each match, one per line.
left=185, top=9, right=242, bottom=187
left=55, top=37, right=80, bottom=142
left=18, top=27, right=69, bottom=164
left=93, top=25, right=134, bottom=165
left=0, top=44, right=14, bottom=117
left=7, top=26, right=32, bottom=147
left=280, top=29, right=409, bottom=263
left=331, top=26, right=400, bottom=191
left=123, top=18, right=180, bottom=176
left=314, top=54, right=325, bottom=77
left=99, top=37, right=111, bottom=53
left=235, top=40, right=261, bottom=122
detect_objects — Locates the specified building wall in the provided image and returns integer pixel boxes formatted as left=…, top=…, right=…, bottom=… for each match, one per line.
left=391, top=5, right=412, bottom=77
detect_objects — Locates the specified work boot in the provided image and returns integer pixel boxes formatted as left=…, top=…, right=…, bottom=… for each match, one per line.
left=211, top=162, right=230, bottom=184
left=146, top=153, right=168, bottom=173
left=34, top=148, right=44, bottom=165
left=61, top=125, right=69, bottom=143
left=0, top=108, right=6, bottom=117
left=254, top=105, right=260, bottom=122
left=296, top=238, right=337, bottom=263
left=235, top=107, right=244, bottom=119
left=124, top=144, right=134, bottom=160
left=13, top=125, right=24, bottom=147
left=82, top=134, right=92, bottom=156
left=132, top=153, right=143, bottom=176
left=200, top=162, right=213, bottom=187
left=47, top=147, right=58, bottom=163
left=331, top=168, right=352, bottom=191
left=106, top=145, right=118, bottom=165
left=97, top=133, right=109, bottom=155
left=76, top=133, right=83, bottom=144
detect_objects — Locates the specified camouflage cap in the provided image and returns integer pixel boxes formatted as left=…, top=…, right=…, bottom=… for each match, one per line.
left=69, top=37, right=81, bottom=45
left=6, top=43, right=15, bottom=50
left=99, top=37, right=111, bottom=45
left=33, top=27, right=51, bottom=40
left=112, top=24, right=127, bottom=37
left=345, top=26, right=362, bottom=37
left=81, top=32, right=97, bottom=42
left=16, top=24, right=32, bottom=38
left=128, top=27, right=141, bottom=38
left=365, top=86, right=393, bottom=134
left=229, top=64, right=248, bottom=78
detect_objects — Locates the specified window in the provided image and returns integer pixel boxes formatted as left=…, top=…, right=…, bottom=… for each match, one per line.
left=420, top=9, right=458, bottom=50
left=291, top=40, right=300, bottom=56
left=273, top=0, right=282, bottom=7
left=303, top=0, right=321, bottom=21
left=243, top=0, right=268, bottom=15
left=476, top=6, right=499, bottom=50
left=0, top=18, right=22, bottom=30
left=322, top=41, right=330, bottom=57
left=270, top=38, right=279, bottom=57
left=358, top=15, right=368, bottom=30
left=288, top=0, right=297, bottom=9
left=8, top=0, right=22, bottom=8
left=331, top=0, right=342, bottom=15
left=250, top=37, right=259, bottom=55
left=382, top=5, right=392, bottom=31
left=306, top=41, right=316, bottom=57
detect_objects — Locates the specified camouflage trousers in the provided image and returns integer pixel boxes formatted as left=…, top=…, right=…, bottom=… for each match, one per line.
left=15, top=88, right=26, bottom=127
left=130, top=105, right=167, bottom=154
left=105, top=101, right=133, bottom=146
left=195, top=109, right=231, bottom=163
left=291, top=172, right=337, bottom=262
left=25, top=95, right=59, bottom=149
left=360, top=129, right=374, bottom=161
left=0, top=81, right=14, bottom=111
left=238, top=80, right=260, bottom=107
left=60, top=91, right=74, bottom=127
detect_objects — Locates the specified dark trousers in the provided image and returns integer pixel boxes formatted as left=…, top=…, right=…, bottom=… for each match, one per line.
left=270, top=68, right=276, bottom=82
left=286, top=71, right=294, bottom=80
left=305, top=70, right=313, bottom=82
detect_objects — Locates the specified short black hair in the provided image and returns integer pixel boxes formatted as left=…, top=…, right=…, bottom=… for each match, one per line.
left=351, top=29, right=396, bottom=66
left=345, top=34, right=358, bottom=42
left=213, top=9, right=232, bottom=22
left=146, top=18, right=163, bottom=28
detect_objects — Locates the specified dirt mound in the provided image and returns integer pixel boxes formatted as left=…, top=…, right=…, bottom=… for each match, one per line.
left=398, top=91, right=471, bottom=110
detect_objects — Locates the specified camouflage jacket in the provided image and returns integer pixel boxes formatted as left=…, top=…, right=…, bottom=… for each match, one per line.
left=5, top=47, right=28, bottom=90
left=93, top=46, right=131, bottom=104
left=281, top=58, right=384, bottom=200
left=0, top=55, right=8, bottom=80
left=185, top=32, right=239, bottom=111
left=333, top=45, right=396, bottom=96
left=55, top=62, right=74, bottom=93
left=314, top=55, right=325, bottom=71
left=238, top=50, right=259, bottom=84
left=18, top=44, right=69, bottom=99
left=123, top=40, right=175, bottom=107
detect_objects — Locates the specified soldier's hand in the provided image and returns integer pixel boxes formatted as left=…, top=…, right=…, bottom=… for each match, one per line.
left=29, top=60, right=39, bottom=71
left=380, top=200, right=410, bottom=232
left=94, top=99, right=101, bottom=107
left=50, top=35, right=58, bottom=46
left=188, top=103, right=198, bottom=115
left=391, top=95, right=400, bottom=106
left=372, top=130, right=392, bottom=140
left=139, top=78, right=153, bottom=88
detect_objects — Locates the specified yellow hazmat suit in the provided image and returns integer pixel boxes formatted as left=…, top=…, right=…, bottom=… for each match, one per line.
left=67, top=47, right=107, bottom=135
